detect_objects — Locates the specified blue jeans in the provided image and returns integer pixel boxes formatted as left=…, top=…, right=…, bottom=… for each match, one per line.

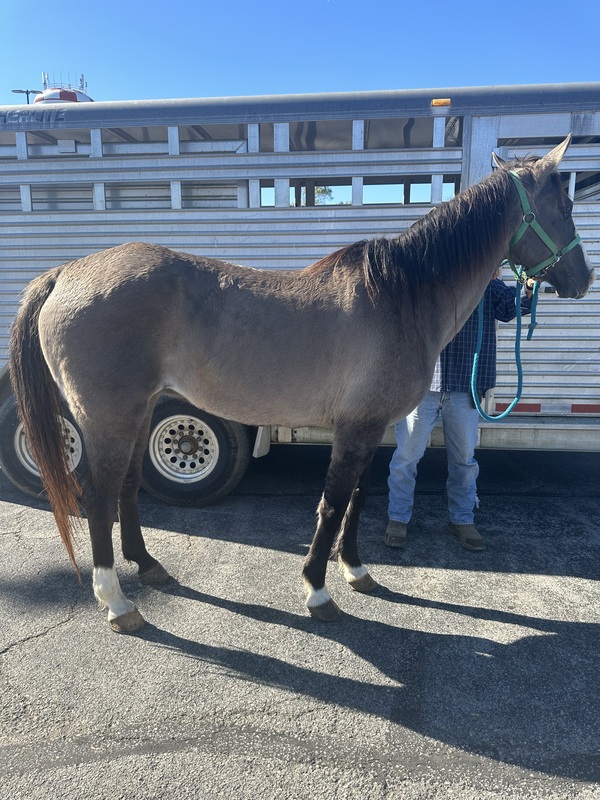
left=388, top=391, right=480, bottom=525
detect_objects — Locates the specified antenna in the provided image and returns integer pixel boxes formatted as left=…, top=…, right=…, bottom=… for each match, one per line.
left=39, top=71, right=89, bottom=93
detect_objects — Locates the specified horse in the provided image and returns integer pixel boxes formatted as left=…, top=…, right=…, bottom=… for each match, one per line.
left=9, top=135, right=594, bottom=633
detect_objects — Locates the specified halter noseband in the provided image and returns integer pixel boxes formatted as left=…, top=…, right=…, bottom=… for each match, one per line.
left=506, top=169, right=581, bottom=283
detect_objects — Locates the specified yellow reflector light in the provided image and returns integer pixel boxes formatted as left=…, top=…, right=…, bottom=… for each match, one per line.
left=431, top=98, right=451, bottom=107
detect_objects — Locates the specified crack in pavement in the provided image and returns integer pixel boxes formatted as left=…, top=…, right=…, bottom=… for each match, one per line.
left=0, top=612, right=80, bottom=656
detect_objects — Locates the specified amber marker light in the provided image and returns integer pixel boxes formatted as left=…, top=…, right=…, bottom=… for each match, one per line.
left=431, top=98, right=452, bottom=107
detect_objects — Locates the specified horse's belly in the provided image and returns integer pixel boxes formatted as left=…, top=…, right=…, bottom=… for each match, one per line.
left=166, top=374, right=334, bottom=429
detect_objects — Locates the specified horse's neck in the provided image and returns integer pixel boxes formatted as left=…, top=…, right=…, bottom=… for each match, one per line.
left=417, top=178, right=522, bottom=347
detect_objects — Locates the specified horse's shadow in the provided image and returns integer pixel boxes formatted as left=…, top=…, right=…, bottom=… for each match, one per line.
left=3, top=562, right=597, bottom=780
left=139, top=577, right=600, bottom=782
left=2, top=460, right=599, bottom=780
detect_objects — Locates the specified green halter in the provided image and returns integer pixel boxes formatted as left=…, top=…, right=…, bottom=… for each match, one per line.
left=507, top=169, right=581, bottom=282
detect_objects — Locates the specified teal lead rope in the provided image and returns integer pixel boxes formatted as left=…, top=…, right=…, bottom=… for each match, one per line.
left=525, top=280, right=540, bottom=341
left=470, top=279, right=540, bottom=422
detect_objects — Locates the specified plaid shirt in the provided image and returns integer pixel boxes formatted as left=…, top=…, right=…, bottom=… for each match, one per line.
left=430, top=279, right=532, bottom=395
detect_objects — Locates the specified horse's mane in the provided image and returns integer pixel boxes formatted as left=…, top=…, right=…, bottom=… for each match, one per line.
left=306, top=158, right=540, bottom=304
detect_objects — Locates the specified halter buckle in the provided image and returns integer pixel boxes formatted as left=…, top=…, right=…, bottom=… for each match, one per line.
left=523, top=212, right=535, bottom=224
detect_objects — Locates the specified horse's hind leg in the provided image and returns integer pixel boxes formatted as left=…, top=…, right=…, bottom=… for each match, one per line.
left=84, top=484, right=145, bottom=634
left=334, top=459, right=379, bottom=594
left=118, top=404, right=171, bottom=586
left=303, top=423, right=383, bottom=621
left=80, top=416, right=148, bottom=633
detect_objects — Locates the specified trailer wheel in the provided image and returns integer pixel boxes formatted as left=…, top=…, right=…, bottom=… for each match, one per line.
left=141, top=400, right=251, bottom=506
left=0, top=395, right=86, bottom=498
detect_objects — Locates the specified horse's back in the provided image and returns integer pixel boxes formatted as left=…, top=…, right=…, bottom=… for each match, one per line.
left=32, top=244, right=366, bottom=425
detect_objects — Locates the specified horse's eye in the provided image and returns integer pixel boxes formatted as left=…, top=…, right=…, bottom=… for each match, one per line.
left=561, top=196, right=573, bottom=218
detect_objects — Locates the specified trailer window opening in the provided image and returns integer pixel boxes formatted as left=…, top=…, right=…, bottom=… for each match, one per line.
left=258, top=120, right=353, bottom=152
left=259, top=123, right=274, bottom=152
left=573, top=171, right=600, bottom=202
left=442, top=176, right=461, bottom=200
left=258, top=179, right=351, bottom=208
left=365, top=117, right=433, bottom=149
left=499, top=135, right=600, bottom=147
left=25, top=128, right=91, bottom=158
left=0, top=130, right=15, bottom=157
left=363, top=116, right=462, bottom=149
left=101, top=126, right=169, bottom=156
left=362, top=175, right=459, bottom=205
left=260, top=181, right=275, bottom=207
left=444, top=116, right=463, bottom=146
left=288, top=120, right=352, bottom=152
left=290, top=179, right=352, bottom=207
left=179, top=123, right=247, bottom=142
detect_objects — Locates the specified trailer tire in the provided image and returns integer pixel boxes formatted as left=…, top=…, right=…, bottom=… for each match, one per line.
left=0, top=395, right=86, bottom=499
left=141, top=400, right=251, bottom=506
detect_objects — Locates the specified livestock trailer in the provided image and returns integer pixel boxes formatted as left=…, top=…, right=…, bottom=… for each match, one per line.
left=0, top=83, right=598, bottom=503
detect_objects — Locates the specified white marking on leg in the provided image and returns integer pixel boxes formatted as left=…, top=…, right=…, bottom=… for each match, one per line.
left=304, top=584, right=332, bottom=609
left=339, top=561, right=369, bottom=584
left=93, top=567, right=136, bottom=621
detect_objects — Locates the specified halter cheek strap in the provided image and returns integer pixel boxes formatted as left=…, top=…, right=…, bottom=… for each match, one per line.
left=507, top=169, right=581, bottom=282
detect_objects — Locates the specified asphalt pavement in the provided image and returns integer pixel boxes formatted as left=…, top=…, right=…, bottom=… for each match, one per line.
left=0, top=445, right=599, bottom=799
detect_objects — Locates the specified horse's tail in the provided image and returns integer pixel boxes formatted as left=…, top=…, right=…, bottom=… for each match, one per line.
left=9, top=268, right=82, bottom=578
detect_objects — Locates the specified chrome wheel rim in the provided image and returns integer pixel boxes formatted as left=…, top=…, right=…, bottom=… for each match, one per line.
left=14, top=416, right=83, bottom=477
left=148, top=414, right=220, bottom=484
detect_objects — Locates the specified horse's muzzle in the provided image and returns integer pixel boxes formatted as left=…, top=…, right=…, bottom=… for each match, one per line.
left=554, top=268, right=595, bottom=299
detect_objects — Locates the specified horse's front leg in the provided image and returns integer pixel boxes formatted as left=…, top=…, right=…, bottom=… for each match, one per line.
left=334, top=460, right=379, bottom=594
left=303, top=491, right=352, bottom=621
left=303, top=425, right=383, bottom=620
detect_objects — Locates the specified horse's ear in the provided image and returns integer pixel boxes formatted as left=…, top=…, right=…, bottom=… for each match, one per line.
left=492, top=151, right=506, bottom=169
left=535, top=134, right=572, bottom=177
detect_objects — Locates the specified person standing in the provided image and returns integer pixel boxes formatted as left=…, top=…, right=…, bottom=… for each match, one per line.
left=385, top=273, right=534, bottom=551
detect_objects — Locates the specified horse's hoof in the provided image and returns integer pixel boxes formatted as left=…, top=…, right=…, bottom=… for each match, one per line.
left=139, top=562, right=171, bottom=585
left=308, top=599, right=343, bottom=621
left=347, top=573, right=379, bottom=593
left=109, top=608, right=145, bottom=634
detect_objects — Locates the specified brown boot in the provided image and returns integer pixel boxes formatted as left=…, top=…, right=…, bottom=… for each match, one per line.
left=448, top=523, right=486, bottom=551
left=385, top=520, right=408, bottom=549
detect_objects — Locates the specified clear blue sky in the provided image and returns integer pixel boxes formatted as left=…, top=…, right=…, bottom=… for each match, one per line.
left=1, top=0, right=598, bottom=105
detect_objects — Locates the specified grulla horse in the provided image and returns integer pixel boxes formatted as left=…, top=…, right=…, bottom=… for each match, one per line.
left=9, top=136, right=594, bottom=632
